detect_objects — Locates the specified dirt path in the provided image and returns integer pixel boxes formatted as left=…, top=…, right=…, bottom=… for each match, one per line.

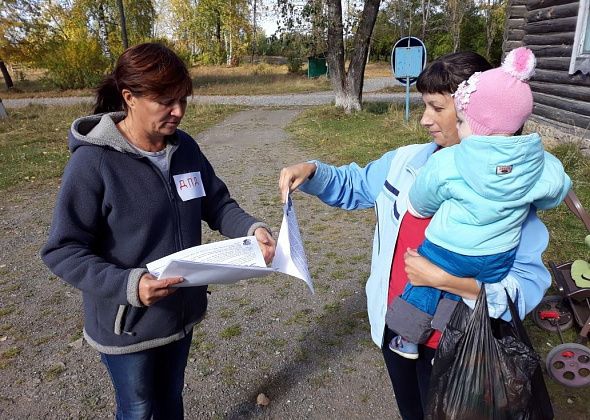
left=0, top=108, right=399, bottom=419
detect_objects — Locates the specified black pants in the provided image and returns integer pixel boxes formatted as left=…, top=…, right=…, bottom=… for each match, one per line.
left=381, top=327, right=436, bottom=420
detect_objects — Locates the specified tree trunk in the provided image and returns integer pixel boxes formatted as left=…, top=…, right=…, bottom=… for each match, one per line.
left=224, top=33, right=230, bottom=66
left=216, top=12, right=222, bottom=43
left=326, top=1, right=347, bottom=107
left=484, top=0, right=499, bottom=61
left=326, top=0, right=380, bottom=113
left=0, top=98, right=7, bottom=119
left=448, top=0, right=465, bottom=52
left=0, top=60, right=14, bottom=90
left=421, top=0, right=431, bottom=40
left=116, top=0, right=129, bottom=50
left=251, top=0, right=257, bottom=63
left=97, top=2, right=112, bottom=60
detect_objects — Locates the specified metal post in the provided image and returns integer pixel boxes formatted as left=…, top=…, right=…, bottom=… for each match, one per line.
left=405, top=76, right=410, bottom=122
left=405, top=37, right=411, bottom=123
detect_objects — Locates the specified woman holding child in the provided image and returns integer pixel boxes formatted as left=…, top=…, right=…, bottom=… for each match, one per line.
left=279, top=50, right=558, bottom=420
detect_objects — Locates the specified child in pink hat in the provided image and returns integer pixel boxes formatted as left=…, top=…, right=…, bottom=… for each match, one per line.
left=386, top=47, right=571, bottom=359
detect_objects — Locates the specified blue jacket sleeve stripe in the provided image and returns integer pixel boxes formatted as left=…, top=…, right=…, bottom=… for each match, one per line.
left=384, top=181, right=399, bottom=196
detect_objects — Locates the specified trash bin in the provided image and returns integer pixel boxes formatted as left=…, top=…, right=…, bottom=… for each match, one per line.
left=308, top=56, right=328, bottom=78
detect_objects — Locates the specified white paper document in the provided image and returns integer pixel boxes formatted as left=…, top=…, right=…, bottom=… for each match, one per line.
left=146, top=197, right=313, bottom=293
left=272, top=196, right=314, bottom=293
left=146, top=236, right=273, bottom=287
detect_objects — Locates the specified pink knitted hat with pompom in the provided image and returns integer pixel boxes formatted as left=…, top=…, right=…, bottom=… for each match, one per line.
left=454, top=47, right=536, bottom=136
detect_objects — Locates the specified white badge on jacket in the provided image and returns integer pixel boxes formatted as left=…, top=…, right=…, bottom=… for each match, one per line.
left=173, top=172, right=206, bottom=201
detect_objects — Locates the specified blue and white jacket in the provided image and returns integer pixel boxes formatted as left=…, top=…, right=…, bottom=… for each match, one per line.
left=300, top=142, right=552, bottom=348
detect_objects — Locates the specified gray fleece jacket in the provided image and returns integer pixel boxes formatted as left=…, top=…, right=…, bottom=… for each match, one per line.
left=42, top=112, right=267, bottom=354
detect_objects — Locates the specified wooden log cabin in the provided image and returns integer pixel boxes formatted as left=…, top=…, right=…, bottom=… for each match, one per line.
left=504, top=0, right=590, bottom=147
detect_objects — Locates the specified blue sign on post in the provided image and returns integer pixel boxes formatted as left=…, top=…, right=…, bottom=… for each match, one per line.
left=395, top=47, right=423, bottom=79
left=391, top=37, right=427, bottom=122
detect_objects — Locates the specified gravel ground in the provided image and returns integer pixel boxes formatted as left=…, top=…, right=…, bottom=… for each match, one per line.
left=0, top=107, right=400, bottom=419
left=2, top=77, right=420, bottom=109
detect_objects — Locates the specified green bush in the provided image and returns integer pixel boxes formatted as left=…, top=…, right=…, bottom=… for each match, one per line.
left=42, top=37, right=109, bottom=89
left=197, top=44, right=226, bottom=66
left=174, top=46, right=196, bottom=67
left=286, top=54, right=303, bottom=74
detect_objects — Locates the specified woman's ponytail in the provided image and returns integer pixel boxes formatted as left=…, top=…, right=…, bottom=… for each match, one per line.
left=93, top=74, right=123, bottom=114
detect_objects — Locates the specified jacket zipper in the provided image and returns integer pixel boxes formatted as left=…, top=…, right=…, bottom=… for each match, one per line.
left=162, top=146, right=187, bottom=330
left=145, top=151, right=189, bottom=330
left=375, top=201, right=381, bottom=255
left=143, top=147, right=184, bottom=250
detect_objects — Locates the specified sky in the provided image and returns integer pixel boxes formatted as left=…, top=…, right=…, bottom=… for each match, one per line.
left=261, top=15, right=279, bottom=36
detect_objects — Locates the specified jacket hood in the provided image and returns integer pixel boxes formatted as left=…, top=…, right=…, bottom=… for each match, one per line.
left=454, top=133, right=544, bottom=201
left=69, top=111, right=139, bottom=154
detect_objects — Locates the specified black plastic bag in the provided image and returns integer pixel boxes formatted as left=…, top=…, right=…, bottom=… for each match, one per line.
left=425, top=287, right=553, bottom=420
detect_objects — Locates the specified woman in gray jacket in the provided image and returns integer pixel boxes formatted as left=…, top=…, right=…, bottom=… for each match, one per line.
left=42, top=43, right=275, bottom=419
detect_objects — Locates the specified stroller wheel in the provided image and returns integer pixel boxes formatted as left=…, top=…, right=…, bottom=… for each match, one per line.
left=531, top=295, right=574, bottom=332
left=546, top=343, right=590, bottom=388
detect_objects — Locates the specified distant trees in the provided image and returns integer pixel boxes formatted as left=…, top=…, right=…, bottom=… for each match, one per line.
left=481, top=0, right=505, bottom=61
left=167, top=0, right=253, bottom=65
left=0, top=0, right=508, bottom=91
left=0, top=0, right=155, bottom=88
left=370, top=0, right=506, bottom=65
left=272, top=0, right=507, bottom=111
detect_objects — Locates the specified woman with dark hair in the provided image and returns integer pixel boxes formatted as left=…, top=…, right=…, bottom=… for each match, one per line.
left=278, top=51, right=551, bottom=420
left=42, top=43, right=276, bottom=419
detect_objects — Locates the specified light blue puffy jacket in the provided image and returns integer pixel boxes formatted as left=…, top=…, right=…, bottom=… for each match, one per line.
left=408, top=133, right=571, bottom=255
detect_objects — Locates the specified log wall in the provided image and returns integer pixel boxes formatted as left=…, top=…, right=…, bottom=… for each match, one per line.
left=503, top=0, right=590, bottom=135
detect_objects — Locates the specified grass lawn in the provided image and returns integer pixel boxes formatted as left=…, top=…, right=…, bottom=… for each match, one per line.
left=1, top=61, right=393, bottom=99
left=0, top=103, right=241, bottom=191
left=289, top=103, right=430, bottom=164
left=190, top=63, right=330, bottom=95
left=287, top=103, right=590, bottom=418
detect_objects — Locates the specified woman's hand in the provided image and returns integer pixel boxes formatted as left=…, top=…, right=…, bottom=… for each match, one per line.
left=138, top=273, right=184, bottom=306
left=255, top=227, right=276, bottom=265
left=404, top=248, right=479, bottom=299
left=279, top=162, right=316, bottom=203
left=404, top=248, right=446, bottom=287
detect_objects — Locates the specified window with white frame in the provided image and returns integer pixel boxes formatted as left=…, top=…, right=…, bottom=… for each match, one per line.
left=570, top=0, right=590, bottom=74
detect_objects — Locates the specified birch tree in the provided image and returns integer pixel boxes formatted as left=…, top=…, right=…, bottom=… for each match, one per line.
left=169, top=0, right=199, bottom=57
left=446, top=0, right=470, bottom=52
left=420, top=0, right=432, bottom=40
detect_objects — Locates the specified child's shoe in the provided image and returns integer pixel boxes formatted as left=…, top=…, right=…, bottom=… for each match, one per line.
left=388, top=335, right=419, bottom=360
